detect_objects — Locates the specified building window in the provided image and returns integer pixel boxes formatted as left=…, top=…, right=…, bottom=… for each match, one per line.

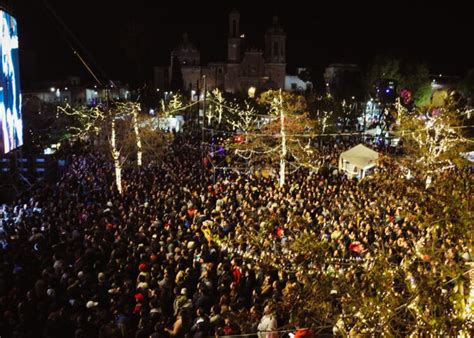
left=232, top=20, right=237, bottom=37
left=218, top=68, right=223, bottom=74
left=188, top=83, right=192, bottom=91
left=291, top=83, right=297, bottom=90
left=196, top=80, right=199, bottom=89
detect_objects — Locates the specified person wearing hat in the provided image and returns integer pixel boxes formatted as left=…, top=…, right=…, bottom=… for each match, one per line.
left=137, top=264, right=150, bottom=284
left=133, top=293, right=145, bottom=315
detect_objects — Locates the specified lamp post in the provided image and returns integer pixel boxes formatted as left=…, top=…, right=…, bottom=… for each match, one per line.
left=201, top=75, right=207, bottom=172
left=202, top=75, right=207, bottom=125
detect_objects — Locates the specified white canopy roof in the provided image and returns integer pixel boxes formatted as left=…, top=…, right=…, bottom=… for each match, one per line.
left=461, top=151, right=474, bottom=163
left=339, top=144, right=379, bottom=170
left=365, top=126, right=381, bottom=136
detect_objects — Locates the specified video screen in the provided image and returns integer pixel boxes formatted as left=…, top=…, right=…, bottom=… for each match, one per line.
left=0, top=9, right=22, bottom=154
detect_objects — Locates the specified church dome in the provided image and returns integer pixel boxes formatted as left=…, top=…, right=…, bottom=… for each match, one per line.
left=173, top=32, right=198, bottom=53
left=266, top=16, right=285, bottom=35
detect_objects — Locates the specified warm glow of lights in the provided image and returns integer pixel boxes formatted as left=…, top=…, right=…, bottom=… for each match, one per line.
left=234, top=135, right=244, bottom=143
left=248, top=86, right=256, bottom=98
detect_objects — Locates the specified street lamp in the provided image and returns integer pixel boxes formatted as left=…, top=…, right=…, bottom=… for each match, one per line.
left=200, top=75, right=207, bottom=171
left=201, top=75, right=207, bottom=124
left=248, top=86, right=256, bottom=98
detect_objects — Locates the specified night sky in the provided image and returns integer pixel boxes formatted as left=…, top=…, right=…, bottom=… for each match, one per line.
left=4, top=0, right=473, bottom=89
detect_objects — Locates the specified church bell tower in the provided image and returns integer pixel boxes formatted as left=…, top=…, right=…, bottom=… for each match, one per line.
left=227, top=9, right=241, bottom=63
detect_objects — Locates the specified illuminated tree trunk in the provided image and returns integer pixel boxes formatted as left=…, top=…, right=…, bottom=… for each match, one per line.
left=206, top=110, right=213, bottom=126
left=132, top=108, right=143, bottom=166
left=459, top=262, right=474, bottom=337
left=111, top=118, right=123, bottom=194
left=217, top=95, right=223, bottom=125
left=279, top=90, right=286, bottom=187
left=218, top=108, right=223, bottom=125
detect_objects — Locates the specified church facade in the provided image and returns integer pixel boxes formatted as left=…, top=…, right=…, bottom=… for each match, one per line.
left=154, top=10, right=287, bottom=94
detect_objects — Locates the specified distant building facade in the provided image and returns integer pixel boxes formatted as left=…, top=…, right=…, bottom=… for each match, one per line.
left=154, top=10, right=287, bottom=94
left=324, top=63, right=363, bottom=100
left=22, top=77, right=130, bottom=106
left=285, top=68, right=313, bottom=93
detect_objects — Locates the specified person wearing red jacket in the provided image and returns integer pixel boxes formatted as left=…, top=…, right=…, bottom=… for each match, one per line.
left=231, top=258, right=241, bottom=285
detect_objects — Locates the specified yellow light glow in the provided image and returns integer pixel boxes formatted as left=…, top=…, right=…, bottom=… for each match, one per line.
left=248, top=86, right=256, bottom=98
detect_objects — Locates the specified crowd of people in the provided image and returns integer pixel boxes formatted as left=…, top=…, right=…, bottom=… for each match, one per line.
left=0, top=123, right=471, bottom=337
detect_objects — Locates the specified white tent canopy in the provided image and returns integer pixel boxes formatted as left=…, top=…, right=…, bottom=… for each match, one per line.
left=339, top=144, right=379, bottom=178
left=365, top=126, right=382, bottom=136
left=460, top=151, right=474, bottom=163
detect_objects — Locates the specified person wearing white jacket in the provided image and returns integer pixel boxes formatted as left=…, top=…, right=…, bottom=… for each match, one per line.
left=257, top=304, right=278, bottom=338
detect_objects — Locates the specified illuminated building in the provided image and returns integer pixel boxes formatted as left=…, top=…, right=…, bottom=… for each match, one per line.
left=154, top=10, right=287, bottom=94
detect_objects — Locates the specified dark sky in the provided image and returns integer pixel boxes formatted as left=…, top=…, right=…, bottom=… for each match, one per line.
left=4, top=0, right=473, bottom=88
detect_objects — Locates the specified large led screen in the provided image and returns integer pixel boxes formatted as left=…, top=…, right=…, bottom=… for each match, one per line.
left=0, top=9, right=22, bottom=154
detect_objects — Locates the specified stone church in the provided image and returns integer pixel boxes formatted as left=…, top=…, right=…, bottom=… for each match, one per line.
left=153, top=10, right=287, bottom=94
